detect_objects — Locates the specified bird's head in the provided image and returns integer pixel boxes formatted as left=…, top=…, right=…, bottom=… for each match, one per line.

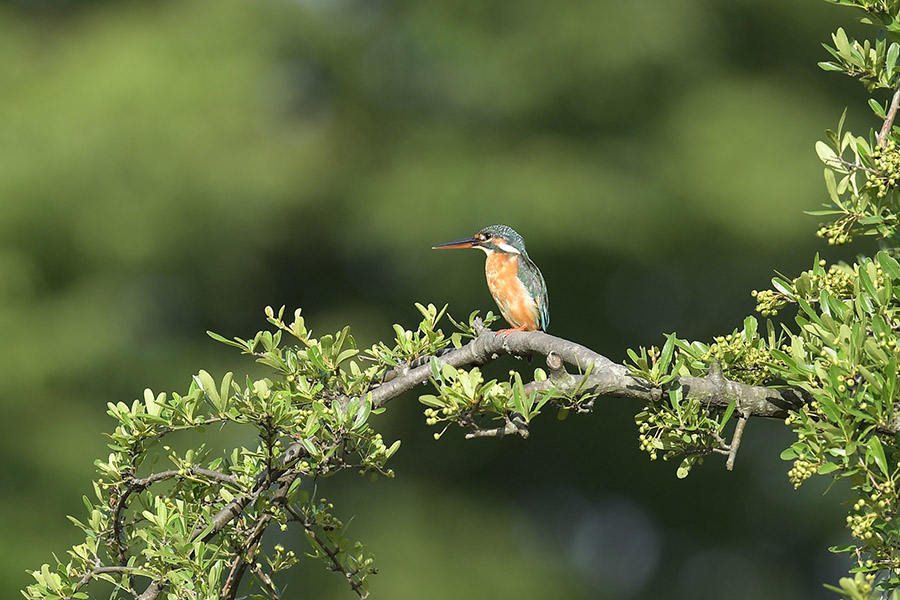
left=432, top=224, right=529, bottom=256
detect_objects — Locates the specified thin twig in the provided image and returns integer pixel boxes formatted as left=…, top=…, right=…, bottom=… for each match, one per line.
left=136, top=581, right=165, bottom=600
left=726, top=412, right=750, bottom=471
left=285, top=505, right=370, bottom=599
left=136, top=451, right=309, bottom=600
left=826, top=155, right=880, bottom=175
left=465, top=417, right=529, bottom=439
left=221, top=553, right=249, bottom=600
left=222, top=469, right=296, bottom=599
left=250, top=563, right=282, bottom=600
left=73, top=565, right=142, bottom=594
left=113, top=466, right=239, bottom=567
left=879, top=83, right=900, bottom=147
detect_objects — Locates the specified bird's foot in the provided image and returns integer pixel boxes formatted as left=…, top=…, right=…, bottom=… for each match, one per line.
left=496, top=324, right=528, bottom=337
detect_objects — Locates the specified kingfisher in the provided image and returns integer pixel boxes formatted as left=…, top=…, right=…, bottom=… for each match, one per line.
left=433, top=224, right=549, bottom=333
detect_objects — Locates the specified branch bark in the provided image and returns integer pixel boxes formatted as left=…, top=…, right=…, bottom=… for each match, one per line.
left=878, top=82, right=900, bottom=147
left=371, top=327, right=809, bottom=421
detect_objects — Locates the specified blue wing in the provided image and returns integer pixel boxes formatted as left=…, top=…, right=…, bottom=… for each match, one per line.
left=518, top=254, right=549, bottom=331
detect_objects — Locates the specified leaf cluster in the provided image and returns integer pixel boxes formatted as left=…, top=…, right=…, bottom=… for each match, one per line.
left=629, top=248, right=900, bottom=596
left=772, top=8, right=900, bottom=592
left=628, top=322, right=770, bottom=478
left=24, top=305, right=482, bottom=600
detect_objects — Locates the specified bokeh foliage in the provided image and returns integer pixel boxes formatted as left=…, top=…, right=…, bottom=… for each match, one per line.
left=0, top=0, right=884, bottom=598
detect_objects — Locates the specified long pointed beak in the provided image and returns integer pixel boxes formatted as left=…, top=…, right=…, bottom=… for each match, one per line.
left=432, top=236, right=480, bottom=250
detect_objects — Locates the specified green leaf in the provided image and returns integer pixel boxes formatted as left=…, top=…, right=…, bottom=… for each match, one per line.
left=818, top=61, right=845, bottom=72
left=866, top=436, right=889, bottom=477
left=742, top=316, right=758, bottom=340
left=301, top=438, right=319, bottom=459
left=306, top=345, right=328, bottom=371
left=780, top=447, right=798, bottom=460
left=206, top=330, right=248, bottom=350
left=858, top=261, right=880, bottom=302
left=869, top=97, right=887, bottom=119
left=887, top=42, right=899, bottom=79
left=824, top=168, right=842, bottom=204
left=658, top=334, right=676, bottom=374
left=805, top=209, right=845, bottom=216
left=884, top=356, right=897, bottom=407
left=385, top=440, right=401, bottom=458
left=353, top=396, right=372, bottom=431
left=219, top=372, right=233, bottom=410
left=430, top=356, right=442, bottom=383
left=877, top=250, right=900, bottom=280
left=336, top=348, right=359, bottom=365
left=718, top=400, right=736, bottom=433
left=772, top=276, right=794, bottom=296
left=143, top=388, right=161, bottom=417
left=626, top=348, right=648, bottom=372
left=194, top=370, right=222, bottom=411
left=818, top=394, right=841, bottom=423
left=817, top=462, right=840, bottom=475
left=815, top=141, right=840, bottom=166
left=418, top=394, right=447, bottom=409
left=669, top=385, right=683, bottom=418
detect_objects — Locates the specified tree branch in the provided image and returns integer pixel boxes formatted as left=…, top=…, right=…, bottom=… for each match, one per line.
left=878, top=82, right=900, bottom=147
left=726, top=413, right=749, bottom=471
left=73, top=565, right=143, bottom=594
left=371, top=327, right=810, bottom=422
left=370, top=327, right=615, bottom=408
left=285, top=504, right=370, bottom=599
left=113, top=467, right=240, bottom=569
left=464, top=416, right=529, bottom=439
left=135, top=448, right=309, bottom=600
left=127, top=325, right=886, bottom=599
left=221, top=470, right=294, bottom=600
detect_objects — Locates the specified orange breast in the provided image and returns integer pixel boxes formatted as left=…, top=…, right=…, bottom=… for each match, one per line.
left=484, top=253, right=540, bottom=330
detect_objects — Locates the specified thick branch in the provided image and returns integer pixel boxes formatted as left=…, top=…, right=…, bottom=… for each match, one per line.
left=370, top=329, right=615, bottom=408
left=372, top=328, right=810, bottom=422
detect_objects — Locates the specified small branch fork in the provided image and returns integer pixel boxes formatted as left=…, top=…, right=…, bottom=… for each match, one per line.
left=704, top=360, right=750, bottom=471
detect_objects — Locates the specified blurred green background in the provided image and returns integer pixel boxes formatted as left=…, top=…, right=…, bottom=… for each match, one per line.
left=0, top=0, right=878, bottom=597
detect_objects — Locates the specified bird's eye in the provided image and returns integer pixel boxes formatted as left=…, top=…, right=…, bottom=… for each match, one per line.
left=480, top=232, right=492, bottom=240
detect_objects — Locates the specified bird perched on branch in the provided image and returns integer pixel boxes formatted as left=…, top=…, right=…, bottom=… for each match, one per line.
left=433, top=224, right=549, bottom=333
